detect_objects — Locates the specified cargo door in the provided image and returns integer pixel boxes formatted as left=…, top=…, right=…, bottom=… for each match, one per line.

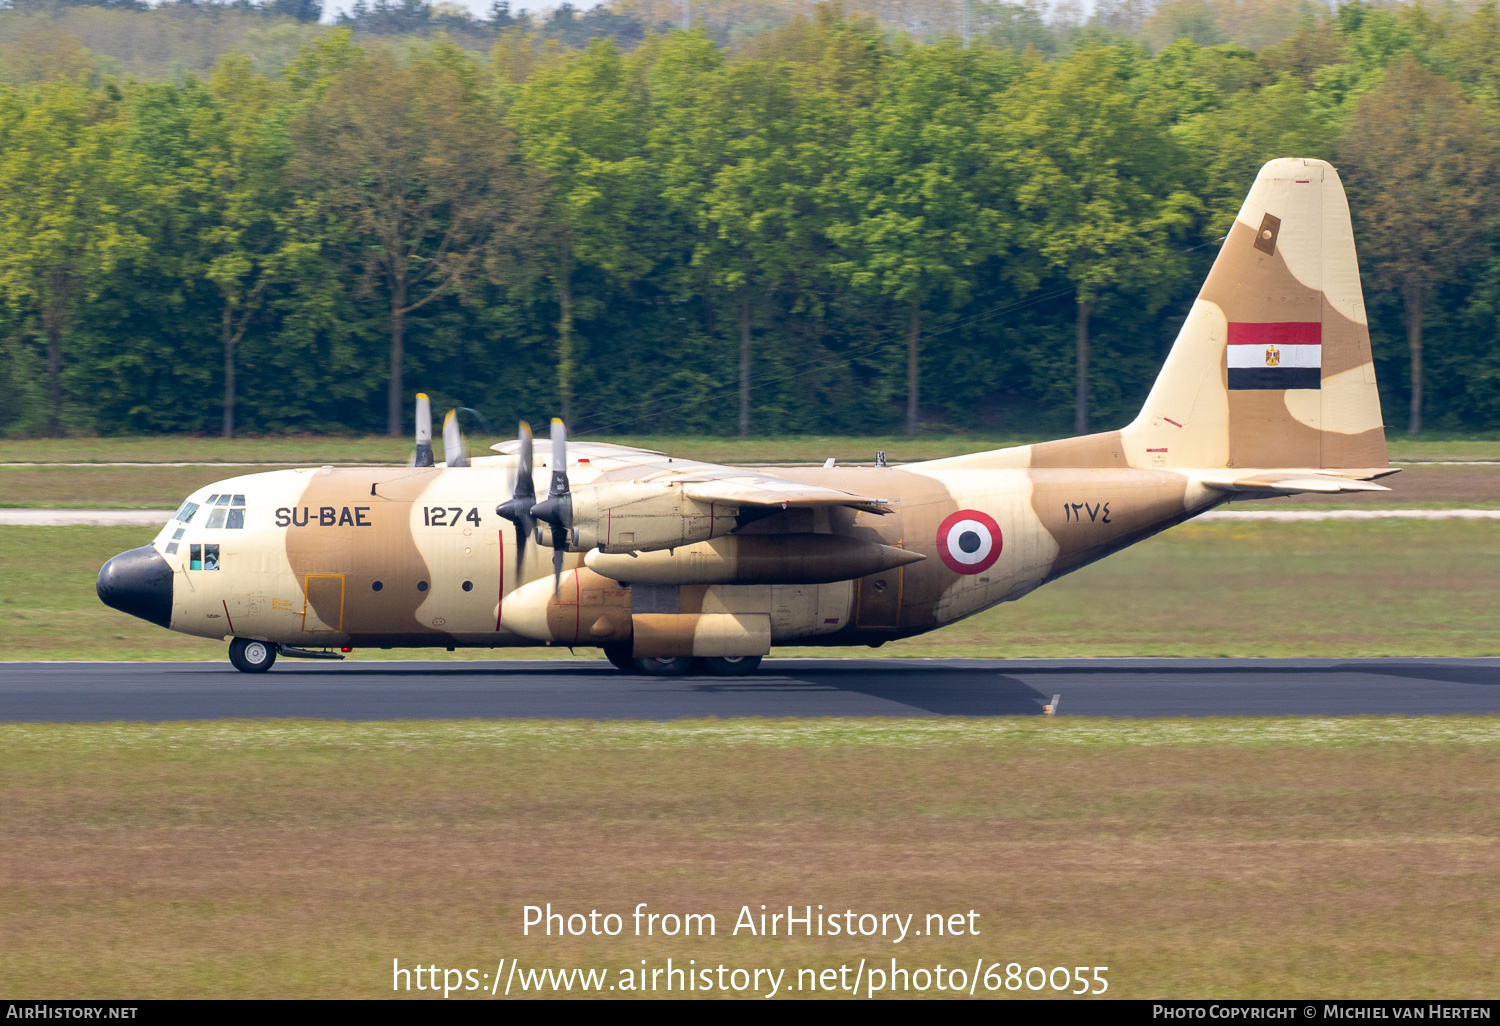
left=302, top=573, right=345, bottom=632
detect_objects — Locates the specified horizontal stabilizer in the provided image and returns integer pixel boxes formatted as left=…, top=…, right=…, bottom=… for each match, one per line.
left=1199, top=469, right=1394, bottom=497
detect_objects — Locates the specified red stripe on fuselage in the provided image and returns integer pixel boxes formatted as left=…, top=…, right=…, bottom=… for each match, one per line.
left=1227, top=322, right=1321, bottom=346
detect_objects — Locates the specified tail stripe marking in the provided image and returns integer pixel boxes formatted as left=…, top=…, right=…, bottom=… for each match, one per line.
left=1227, top=322, right=1321, bottom=347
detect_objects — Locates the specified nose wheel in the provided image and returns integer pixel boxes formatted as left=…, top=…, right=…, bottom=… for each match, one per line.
left=228, top=638, right=277, bottom=673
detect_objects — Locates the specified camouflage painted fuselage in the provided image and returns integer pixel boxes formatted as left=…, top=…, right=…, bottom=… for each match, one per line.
left=145, top=454, right=1223, bottom=651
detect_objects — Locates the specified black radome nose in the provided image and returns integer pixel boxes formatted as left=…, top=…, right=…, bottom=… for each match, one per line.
left=97, top=545, right=173, bottom=628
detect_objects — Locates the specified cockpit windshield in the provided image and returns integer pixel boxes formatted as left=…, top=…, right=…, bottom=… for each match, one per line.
left=173, top=501, right=200, bottom=525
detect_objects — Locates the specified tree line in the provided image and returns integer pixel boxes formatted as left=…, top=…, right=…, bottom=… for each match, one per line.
left=1, top=1, right=1498, bottom=440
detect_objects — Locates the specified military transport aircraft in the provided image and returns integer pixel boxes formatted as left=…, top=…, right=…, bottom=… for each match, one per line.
left=98, top=158, right=1396, bottom=676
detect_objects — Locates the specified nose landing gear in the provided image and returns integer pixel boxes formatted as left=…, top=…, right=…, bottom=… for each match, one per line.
left=228, top=637, right=277, bottom=673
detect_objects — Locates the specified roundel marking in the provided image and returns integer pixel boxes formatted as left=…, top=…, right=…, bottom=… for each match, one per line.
left=937, top=509, right=1002, bottom=575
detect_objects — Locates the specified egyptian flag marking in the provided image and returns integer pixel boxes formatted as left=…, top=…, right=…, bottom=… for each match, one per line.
left=1228, top=322, right=1321, bottom=390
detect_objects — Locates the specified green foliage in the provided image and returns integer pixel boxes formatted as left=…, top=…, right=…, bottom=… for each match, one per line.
left=0, top=3, right=1497, bottom=442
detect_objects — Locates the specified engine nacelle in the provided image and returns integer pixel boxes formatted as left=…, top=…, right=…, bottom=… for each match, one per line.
left=498, top=567, right=631, bottom=645
left=568, top=482, right=739, bottom=554
left=585, top=533, right=923, bottom=585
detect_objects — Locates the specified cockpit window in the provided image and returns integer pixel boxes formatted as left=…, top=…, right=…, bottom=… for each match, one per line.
left=226, top=508, right=245, bottom=529
left=203, top=544, right=220, bottom=570
left=231, top=494, right=245, bottom=507
left=174, top=502, right=200, bottom=524
left=206, top=508, right=226, bottom=529
left=215, top=494, right=232, bottom=506
left=205, top=494, right=219, bottom=505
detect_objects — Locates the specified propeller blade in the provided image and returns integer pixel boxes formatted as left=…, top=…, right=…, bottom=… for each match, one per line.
left=550, top=418, right=567, bottom=487
left=412, top=393, right=434, bottom=468
left=516, top=419, right=533, bottom=489
left=442, top=409, right=469, bottom=468
left=495, top=420, right=536, bottom=571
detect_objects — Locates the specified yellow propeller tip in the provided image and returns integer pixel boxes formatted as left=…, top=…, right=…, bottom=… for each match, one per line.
left=416, top=392, right=429, bottom=400
left=551, top=417, right=563, bottom=425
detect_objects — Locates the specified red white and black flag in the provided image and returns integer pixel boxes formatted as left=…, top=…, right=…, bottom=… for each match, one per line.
left=1227, top=322, right=1321, bottom=390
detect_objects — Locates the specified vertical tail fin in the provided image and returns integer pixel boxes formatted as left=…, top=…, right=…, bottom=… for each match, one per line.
left=1124, top=158, right=1387, bottom=471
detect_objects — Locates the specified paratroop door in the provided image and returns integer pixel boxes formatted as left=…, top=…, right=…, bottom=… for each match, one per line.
left=302, top=574, right=344, bottom=632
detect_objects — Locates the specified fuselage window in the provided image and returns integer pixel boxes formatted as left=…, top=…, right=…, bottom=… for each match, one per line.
left=203, top=544, right=220, bottom=571
left=206, top=508, right=227, bottom=529
left=165, top=542, right=179, bottom=554
left=190, top=544, right=202, bottom=570
left=226, top=508, right=245, bottom=529
left=175, top=502, right=199, bottom=524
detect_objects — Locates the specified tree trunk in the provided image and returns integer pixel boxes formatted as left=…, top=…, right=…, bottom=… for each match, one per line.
left=1075, top=299, right=1092, bottom=436
left=1405, top=282, right=1424, bottom=436
left=906, top=302, right=921, bottom=437
left=222, top=298, right=236, bottom=439
left=557, top=233, right=574, bottom=425
left=43, top=310, right=62, bottom=439
left=738, top=288, right=751, bottom=437
left=388, top=278, right=405, bottom=437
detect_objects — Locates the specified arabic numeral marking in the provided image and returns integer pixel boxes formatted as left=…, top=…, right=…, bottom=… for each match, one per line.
left=424, top=506, right=481, bottom=528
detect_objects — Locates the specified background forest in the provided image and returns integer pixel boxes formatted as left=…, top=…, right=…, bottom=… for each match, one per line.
left=0, top=0, right=1497, bottom=439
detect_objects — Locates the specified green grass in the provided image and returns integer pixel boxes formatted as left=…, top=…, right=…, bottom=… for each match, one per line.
left=3, top=433, right=1498, bottom=466
left=6, top=519, right=1499, bottom=661
left=2, top=718, right=1497, bottom=998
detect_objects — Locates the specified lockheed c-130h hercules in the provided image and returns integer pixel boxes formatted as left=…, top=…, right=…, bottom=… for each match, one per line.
left=98, top=159, right=1396, bottom=676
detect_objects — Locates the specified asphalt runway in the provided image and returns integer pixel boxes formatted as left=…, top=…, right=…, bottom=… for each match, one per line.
left=3, top=657, right=1499, bottom=721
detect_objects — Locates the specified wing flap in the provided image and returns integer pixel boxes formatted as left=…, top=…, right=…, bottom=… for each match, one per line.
left=679, top=477, right=893, bottom=514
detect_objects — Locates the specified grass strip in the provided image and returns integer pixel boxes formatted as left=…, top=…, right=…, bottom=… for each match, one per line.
left=3, top=716, right=1497, bottom=999
left=7, top=716, right=1500, bottom=754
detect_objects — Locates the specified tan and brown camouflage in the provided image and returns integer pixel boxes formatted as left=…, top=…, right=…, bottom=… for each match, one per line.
left=97, top=158, right=1395, bottom=673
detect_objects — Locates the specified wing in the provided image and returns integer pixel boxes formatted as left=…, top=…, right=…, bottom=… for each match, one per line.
left=490, top=439, right=666, bottom=458
left=488, top=439, right=892, bottom=513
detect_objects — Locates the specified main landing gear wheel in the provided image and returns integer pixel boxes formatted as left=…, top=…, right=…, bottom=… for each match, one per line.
left=603, top=643, right=634, bottom=673
left=633, top=656, right=693, bottom=676
left=228, top=637, right=277, bottom=674
left=704, top=655, right=762, bottom=677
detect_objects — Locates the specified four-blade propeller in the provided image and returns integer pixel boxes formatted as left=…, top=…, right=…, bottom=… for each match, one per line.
left=494, top=420, right=537, bottom=569
left=528, top=419, right=573, bottom=594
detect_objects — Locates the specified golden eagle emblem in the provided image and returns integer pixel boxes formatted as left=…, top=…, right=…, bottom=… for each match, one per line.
left=1265, top=345, right=1281, bottom=367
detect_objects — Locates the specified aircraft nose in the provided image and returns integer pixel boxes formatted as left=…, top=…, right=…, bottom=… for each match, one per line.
left=97, top=545, right=173, bottom=628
